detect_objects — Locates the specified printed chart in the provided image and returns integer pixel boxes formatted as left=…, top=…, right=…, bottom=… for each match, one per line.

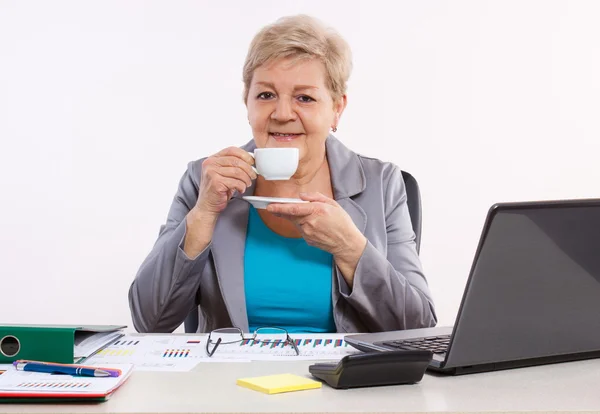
left=15, top=381, right=92, bottom=389
left=86, top=336, right=212, bottom=371
left=217, top=334, right=359, bottom=360
left=84, top=333, right=360, bottom=371
left=0, top=364, right=133, bottom=395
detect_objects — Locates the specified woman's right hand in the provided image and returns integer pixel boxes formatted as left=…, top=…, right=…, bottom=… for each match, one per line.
left=195, top=146, right=257, bottom=216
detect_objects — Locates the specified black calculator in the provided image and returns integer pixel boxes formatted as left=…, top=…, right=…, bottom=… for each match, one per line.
left=309, top=350, right=432, bottom=389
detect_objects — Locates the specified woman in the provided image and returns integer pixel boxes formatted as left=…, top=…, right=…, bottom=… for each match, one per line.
left=128, top=15, right=437, bottom=334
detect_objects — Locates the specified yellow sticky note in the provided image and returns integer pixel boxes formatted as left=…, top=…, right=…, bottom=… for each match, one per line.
left=236, top=373, right=322, bottom=394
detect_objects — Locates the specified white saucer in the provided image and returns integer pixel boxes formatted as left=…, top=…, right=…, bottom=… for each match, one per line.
left=242, top=196, right=309, bottom=210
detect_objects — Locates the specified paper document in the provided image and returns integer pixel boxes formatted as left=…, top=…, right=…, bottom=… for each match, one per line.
left=0, top=363, right=133, bottom=398
left=215, top=333, right=360, bottom=361
left=84, top=335, right=237, bottom=371
left=84, top=334, right=359, bottom=370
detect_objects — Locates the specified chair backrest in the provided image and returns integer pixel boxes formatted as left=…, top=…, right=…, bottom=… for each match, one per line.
left=183, top=170, right=423, bottom=333
left=184, top=306, right=199, bottom=334
left=401, top=170, right=422, bottom=254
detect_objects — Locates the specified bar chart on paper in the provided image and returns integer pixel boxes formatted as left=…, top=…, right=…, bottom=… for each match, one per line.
left=94, top=338, right=139, bottom=358
left=85, top=336, right=212, bottom=371
left=217, top=334, right=360, bottom=360
left=15, top=381, right=92, bottom=389
left=84, top=334, right=360, bottom=370
left=162, top=349, right=191, bottom=358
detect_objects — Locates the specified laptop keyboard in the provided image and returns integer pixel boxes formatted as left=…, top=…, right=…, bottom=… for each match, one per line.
left=382, top=335, right=450, bottom=354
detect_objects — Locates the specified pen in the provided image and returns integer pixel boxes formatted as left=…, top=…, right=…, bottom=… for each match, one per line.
left=13, top=360, right=111, bottom=377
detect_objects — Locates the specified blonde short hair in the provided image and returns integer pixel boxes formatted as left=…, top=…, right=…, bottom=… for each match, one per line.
left=242, top=15, right=352, bottom=103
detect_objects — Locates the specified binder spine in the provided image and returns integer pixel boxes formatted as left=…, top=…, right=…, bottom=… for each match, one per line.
left=0, top=326, right=75, bottom=364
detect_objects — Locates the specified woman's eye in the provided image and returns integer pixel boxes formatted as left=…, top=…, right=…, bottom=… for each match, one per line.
left=297, top=95, right=315, bottom=103
left=257, top=92, right=275, bottom=100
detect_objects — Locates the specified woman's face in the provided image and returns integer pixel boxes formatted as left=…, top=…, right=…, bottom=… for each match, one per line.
left=246, top=58, right=346, bottom=165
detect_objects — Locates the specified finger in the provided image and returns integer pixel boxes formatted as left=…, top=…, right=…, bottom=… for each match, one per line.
left=213, top=166, right=253, bottom=188
left=215, top=147, right=255, bottom=166
left=270, top=211, right=300, bottom=222
left=214, top=156, right=257, bottom=180
left=215, top=176, right=248, bottom=196
left=267, top=202, right=315, bottom=217
left=298, top=192, right=338, bottom=206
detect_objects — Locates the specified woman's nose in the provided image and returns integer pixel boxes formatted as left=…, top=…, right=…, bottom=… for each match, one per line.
left=271, top=98, right=297, bottom=122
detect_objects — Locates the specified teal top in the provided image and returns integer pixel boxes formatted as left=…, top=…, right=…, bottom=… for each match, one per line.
left=244, top=206, right=336, bottom=333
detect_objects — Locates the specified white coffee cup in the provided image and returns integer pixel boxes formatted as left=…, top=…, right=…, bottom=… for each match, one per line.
left=248, top=148, right=299, bottom=180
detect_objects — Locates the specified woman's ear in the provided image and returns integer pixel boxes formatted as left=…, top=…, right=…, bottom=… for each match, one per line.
left=333, top=94, right=347, bottom=126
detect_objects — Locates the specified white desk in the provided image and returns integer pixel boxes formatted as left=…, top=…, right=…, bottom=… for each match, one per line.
left=3, top=356, right=600, bottom=413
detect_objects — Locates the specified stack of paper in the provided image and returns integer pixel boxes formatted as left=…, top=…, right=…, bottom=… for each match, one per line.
left=0, top=364, right=133, bottom=403
left=74, top=331, right=124, bottom=362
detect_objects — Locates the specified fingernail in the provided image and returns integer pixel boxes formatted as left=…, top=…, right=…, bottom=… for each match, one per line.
left=299, top=192, right=307, bottom=197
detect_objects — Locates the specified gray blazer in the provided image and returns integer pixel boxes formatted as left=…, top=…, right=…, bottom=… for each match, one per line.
left=128, top=136, right=437, bottom=333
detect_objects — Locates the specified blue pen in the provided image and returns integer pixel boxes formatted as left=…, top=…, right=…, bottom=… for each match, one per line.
left=13, top=361, right=111, bottom=377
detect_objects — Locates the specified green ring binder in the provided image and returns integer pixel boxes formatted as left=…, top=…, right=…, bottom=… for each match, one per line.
left=0, top=324, right=126, bottom=364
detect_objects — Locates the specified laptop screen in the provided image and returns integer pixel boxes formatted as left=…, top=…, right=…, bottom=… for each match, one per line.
left=448, top=202, right=600, bottom=368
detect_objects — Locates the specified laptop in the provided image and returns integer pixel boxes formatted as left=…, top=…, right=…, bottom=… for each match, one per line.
left=345, top=199, right=600, bottom=375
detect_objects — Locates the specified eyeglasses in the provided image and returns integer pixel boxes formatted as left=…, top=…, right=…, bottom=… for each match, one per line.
left=205, top=327, right=300, bottom=357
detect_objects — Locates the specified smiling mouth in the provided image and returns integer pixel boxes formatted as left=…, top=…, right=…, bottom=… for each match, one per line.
left=270, top=132, right=303, bottom=137
left=269, top=132, right=303, bottom=141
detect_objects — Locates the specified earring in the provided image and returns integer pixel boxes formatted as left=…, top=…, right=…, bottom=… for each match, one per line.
left=331, top=126, right=337, bottom=133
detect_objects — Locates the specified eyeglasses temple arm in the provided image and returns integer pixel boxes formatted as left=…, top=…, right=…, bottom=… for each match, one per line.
left=207, top=337, right=222, bottom=357
left=287, top=335, right=300, bottom=355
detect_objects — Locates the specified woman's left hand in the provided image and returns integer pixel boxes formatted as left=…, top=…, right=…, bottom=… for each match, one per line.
left=267, top=192, right=367, bottom=286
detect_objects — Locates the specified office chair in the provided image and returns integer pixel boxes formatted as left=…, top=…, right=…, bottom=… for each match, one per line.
left=183, top=170, right=423, bottom=333
left=401, top=170, right=422, bottom=254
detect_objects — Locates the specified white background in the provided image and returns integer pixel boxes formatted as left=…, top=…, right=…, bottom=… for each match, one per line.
left=1, top=0, right=599, bottom=332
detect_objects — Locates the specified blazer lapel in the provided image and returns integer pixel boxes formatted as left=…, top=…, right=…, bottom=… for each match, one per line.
left=325, top=134, right=368, bottom=236
left=210, top=197, right=251, bottom=331
left=325, top=135, right=368, bottom=332
left=209, top=139, right=258, bottom=331
left=337, top=198, right=367, bottom=233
